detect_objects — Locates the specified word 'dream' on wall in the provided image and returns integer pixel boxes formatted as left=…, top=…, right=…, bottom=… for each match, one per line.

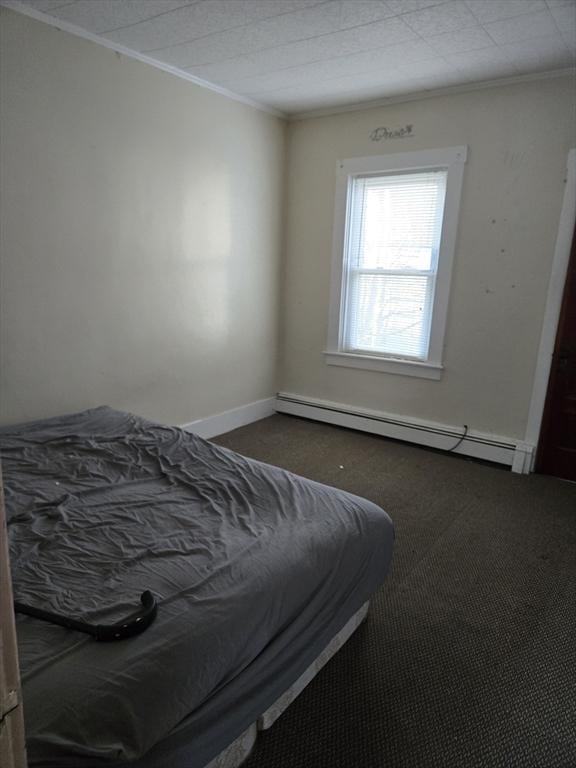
left=370, top=125, right=414, bottom=141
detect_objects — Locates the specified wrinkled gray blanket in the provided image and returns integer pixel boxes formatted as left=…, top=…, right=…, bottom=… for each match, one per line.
left=1, top=407, right=394, bottom=767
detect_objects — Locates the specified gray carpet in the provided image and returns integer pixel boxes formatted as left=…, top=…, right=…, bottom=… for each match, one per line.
left=213, top=414, right=576, bottom=768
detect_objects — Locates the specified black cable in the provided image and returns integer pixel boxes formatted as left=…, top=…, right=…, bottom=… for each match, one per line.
left=445, top=424, right=468, bottom=453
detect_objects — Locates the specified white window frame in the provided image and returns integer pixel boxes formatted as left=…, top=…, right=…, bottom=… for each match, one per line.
left=325, top=146, right=467, bottom=380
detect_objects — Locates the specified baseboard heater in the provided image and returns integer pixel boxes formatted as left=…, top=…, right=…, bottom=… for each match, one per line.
left=275, top=392, right=522, bottom=468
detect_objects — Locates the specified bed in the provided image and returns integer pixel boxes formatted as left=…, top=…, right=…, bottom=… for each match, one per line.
left=1, top=406, right=394, bottom=768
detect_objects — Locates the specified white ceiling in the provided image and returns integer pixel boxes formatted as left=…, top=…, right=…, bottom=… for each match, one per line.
left=11, top=0, right=576, bottom=115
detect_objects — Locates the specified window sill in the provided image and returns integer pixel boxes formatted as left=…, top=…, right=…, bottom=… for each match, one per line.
left=323, top=351, right=443, bottom=380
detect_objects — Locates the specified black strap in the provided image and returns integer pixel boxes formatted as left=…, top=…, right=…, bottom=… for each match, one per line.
left=14, top=591, right=157, bottom=641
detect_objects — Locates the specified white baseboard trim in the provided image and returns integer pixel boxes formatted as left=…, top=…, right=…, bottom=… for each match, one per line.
left=511, top=442, right=536, bottom=474
left=276, top=392, right=533, bottom=472
left=182, top=397, right=275, bottom=439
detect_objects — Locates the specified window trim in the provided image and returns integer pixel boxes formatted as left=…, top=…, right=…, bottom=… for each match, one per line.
left=325, top=146, right=467, bottom=379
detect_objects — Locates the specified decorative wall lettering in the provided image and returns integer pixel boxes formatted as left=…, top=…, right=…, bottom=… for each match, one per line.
left=370, top=124, right=414, bottom=141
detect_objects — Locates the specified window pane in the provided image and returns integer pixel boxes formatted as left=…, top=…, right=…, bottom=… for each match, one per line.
left=343, top=170, right=447, bottom=360
left=348, top=171, right=447, bottom=271
left=345, top=273, right=434, bottom=359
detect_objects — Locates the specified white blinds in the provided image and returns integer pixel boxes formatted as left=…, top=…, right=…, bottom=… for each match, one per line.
left=342, top=170, right=447, bottom=360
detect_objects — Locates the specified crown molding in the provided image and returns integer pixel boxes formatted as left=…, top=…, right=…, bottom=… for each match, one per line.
left=290, top=67, right=576, bottom=121
left=0, top=0, right=286, bottom=119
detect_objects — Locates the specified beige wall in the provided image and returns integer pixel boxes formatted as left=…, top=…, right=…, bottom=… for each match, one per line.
left=282, top=77, right=575, bottom=440
left=0, top=9, right=285, bottom=426
left=1, top=7, right=574, bottom=441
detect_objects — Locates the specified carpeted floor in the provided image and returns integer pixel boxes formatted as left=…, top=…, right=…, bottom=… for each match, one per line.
left=213, top=414, right=576, bottom=768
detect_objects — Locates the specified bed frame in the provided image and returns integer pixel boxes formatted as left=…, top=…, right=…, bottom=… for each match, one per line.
left=206, top=601, right=370, bottom=768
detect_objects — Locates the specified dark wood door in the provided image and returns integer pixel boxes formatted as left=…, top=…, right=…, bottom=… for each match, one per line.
left=536, top=225, right=576, bottom=481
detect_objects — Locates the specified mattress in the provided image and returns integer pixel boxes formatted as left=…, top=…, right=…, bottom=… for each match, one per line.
left=1, top=407, right=394, bottom=768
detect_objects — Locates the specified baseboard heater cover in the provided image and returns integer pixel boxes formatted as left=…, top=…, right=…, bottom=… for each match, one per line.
left=275, top=393, right=527, bottom=469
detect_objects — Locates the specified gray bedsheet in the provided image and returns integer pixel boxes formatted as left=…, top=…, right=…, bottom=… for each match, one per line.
left=1, top=407, right=394, bottom=767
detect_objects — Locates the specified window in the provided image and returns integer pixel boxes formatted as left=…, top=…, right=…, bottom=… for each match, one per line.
left=326, top=147, right=467, bottom=380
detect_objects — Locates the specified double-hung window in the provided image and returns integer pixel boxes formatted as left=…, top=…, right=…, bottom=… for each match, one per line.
left=326, top=146, right=467, bottom=380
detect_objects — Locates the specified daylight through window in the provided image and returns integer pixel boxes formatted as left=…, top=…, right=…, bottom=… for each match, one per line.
left=343, top=170, right=447, bottom=360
